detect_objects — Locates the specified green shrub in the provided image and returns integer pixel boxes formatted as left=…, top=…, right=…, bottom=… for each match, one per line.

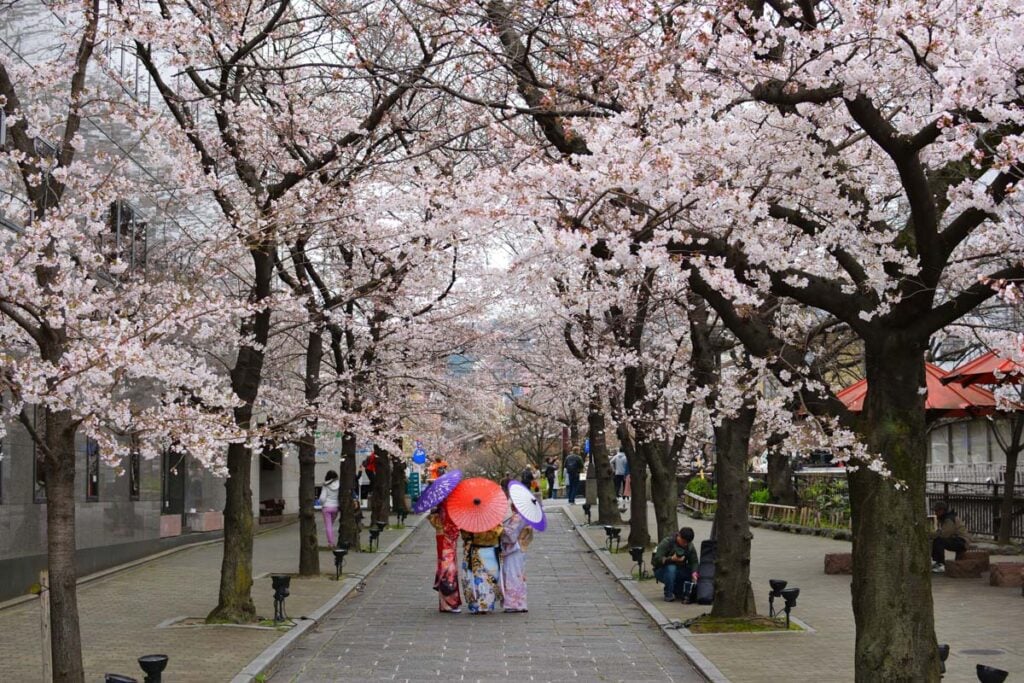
left=685, top=477, right=717, bottom=499
left=749, top=487, right=771, bottom=504
left=800, top=478, right=850, bottom=517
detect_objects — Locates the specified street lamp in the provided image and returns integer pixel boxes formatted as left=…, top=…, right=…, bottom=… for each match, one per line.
left=976, top=665, right=1008, bottom=683
left=780, top=587, right=800, bottom=629
left=332, top=547, right=348, bottom=580
left=271, top=575, right=291, bottom=623
left=582, top=502, right=592, bottom=525
left=137, top=655, right=168, bottom=683
left=603, top=525, right=622, bottom=553
left=768, top=579, right=787, bottom=618
left=629, top=546, right=647, bottom=579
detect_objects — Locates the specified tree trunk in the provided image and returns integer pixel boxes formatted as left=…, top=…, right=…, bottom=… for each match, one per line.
left=589, top=397, right=621, bottom=525
left=208, top=441, right=256, bottom=623
left=767, top=447, right=797, bottom=506
left=620, top=428, right=650, bottom=548
left=371, top=446, right=391, bottom=526
left=648, top=440, right=679, bottom=544
left=849, top=340, right=939, bottom=682
left=391, top=457, right=408, bottom=513
left=710, top=401, right=757, bottom=617
left=43, top=409, right=84, bottom=683
left=996, top=415, right=1022, bottom=545
left=209, top=245, right=273, bottom=623
left=338, top=431, right=360, bottom=548
left=297, top=328, right=323, bottom=576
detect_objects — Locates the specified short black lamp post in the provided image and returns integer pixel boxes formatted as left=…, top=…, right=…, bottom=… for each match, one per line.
left=768, top=579, right=787, bottom=618
left=138, top=654, right=168, bottom=683
left=976, top=664, right=1008, bottom=683
left=603, top=525, right=622, bottom=553
left=938, top=644, right=950, bottom=677
left=780, top=587, right=800, bottom=629
left=369, top=521, right=386, bottom=552
left=397, top=509, right=408, bottom=526
left=332, top=547, right=349, bottom=580
left=629, top=546, right=647, bottom=579
left=271, top=574, right=291, bottom=623
left=582, top=502, right=592, bottom=525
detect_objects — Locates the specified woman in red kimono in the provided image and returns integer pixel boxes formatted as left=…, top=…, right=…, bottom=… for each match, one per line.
left=428, top=504, right=462, bottom=613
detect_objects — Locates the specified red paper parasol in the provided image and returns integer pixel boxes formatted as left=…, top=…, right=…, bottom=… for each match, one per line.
left=446, top=478, right=507, bottom=533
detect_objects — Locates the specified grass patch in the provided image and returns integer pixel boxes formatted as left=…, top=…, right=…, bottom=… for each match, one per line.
left=684, top=615, right=803, bottom=634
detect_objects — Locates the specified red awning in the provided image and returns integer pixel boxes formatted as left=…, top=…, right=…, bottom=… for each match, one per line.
left=942, top=351, right=1024, bottom=387
left=836, top=363, right=997, bottom=417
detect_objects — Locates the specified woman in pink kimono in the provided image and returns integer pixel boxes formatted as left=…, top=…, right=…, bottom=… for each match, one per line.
left=428, top=504, right=462, bottom=613
left=500, top=510, right=533, bottom=612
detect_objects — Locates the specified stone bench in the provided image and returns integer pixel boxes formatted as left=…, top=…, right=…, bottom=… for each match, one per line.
left=956, top=549, right=990, bottom=570
left=944, top=558, right=985, bottom=578
left=989, top=562, right=1024, bottom=588
left=824, top=553, right=853, bottom=575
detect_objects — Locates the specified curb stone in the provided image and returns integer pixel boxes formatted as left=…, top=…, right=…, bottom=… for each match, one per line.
left=565, top=509, right=731, bottom=683
left=230, top=515, right=427, bottom=683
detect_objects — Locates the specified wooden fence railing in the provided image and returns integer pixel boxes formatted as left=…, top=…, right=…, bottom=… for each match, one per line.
left=680, top=490, right=851, bottom=530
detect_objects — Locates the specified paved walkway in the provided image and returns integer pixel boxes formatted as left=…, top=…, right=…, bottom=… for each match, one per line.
left=268, top=510, right=702, bottom=682
left=567, top=503, right=1024, bottom=683
left=0, top=519, right=413, bottom=682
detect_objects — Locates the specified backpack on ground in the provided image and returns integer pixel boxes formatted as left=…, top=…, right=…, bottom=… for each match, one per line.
left=695, top=539, right=716, bottom=605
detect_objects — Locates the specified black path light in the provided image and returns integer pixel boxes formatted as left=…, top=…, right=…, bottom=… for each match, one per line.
left=397, top=509, right=408, bottom=526
left=780, top=587, right=800, bottom=629
left=768, top=579, right=787, bottom=618
left=582, top=502, right=592, bottom=525
left=603, top=525, right=622, bottom=553
left=333, top=547, right=349, bottom=580
left=137, top=654, right=168, bottom=683
left=368, top=522, right=386, bottom=552
left=629, top=546, right=648, bottom=579
left=271, top=574, right=291, bottom=623
left=937, top=644, right=950, bottom=677
left=976, top=664, right=1008, bottom=683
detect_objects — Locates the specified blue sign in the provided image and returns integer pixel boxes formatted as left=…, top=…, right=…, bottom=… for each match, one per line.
left=412, top=447, right=427, bottom=465
left=584, top=438, right=590, bottom=455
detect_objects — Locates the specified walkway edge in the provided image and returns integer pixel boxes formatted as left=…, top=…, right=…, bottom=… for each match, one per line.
left=565, top=510, right=731, bottom=683
left=230, top=516, right=427, bottom=683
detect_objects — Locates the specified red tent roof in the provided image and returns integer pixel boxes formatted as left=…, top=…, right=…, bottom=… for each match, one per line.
left=942, top=351, right=1024, bottom=387
left=836, top=363, right=997, bottom=416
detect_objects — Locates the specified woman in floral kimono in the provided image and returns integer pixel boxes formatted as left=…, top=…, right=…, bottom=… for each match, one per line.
left=460, top=524, right=503, bottom=613
left=428, top=505, right=462, bottom=613
left=500, top=510, right=533, bottom=612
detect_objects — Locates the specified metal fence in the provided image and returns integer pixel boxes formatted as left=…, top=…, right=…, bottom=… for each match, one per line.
left=926, top=480, right=1024, bottom=542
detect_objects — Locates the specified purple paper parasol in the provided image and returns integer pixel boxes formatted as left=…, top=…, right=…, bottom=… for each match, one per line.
left=507, top=480, right=546, bottom=531
left=412, top=469, right=463, bottom=514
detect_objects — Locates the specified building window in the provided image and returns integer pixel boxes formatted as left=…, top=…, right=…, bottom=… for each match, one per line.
left=33, top=406, right=46, bottom=503
left=86, top=438, right=100, bottom=501
left=129, top=447, right=141, bottom=501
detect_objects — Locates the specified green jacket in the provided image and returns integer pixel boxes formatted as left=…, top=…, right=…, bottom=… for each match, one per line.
left=652, top=535, right=698, bottom=573
left=934, top=510, right=971, bottom=544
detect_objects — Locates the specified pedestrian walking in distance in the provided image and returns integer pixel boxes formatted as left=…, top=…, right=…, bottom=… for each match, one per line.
left=319, top=470, right=340, bottom=548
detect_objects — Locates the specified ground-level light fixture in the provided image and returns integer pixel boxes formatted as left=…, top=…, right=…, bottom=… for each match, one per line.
left=368, top=526, right=382, bottom=551
left=333, top=547, right=349, bottom=580
left=768, top=579, right=787, bottom=617
left=629, top=546, right=647, bottom=579
left=603, top=525, right=622, bottom=553
left=780, top=587, right=800, bottom=629
left=397, top=509, right=408, bottom=526
left=582, top=502, right=592, bottom=524
left=938, top=644, right=949, bottom=676
left=976, top=664, right=1008, bottom=683
left=138, top=654, right=168, bottom=683
left=271, top=574, right=291, bottom=623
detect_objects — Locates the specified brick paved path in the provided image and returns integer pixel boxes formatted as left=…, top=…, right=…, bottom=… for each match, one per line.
left=268, top=511, right=702, bottom=682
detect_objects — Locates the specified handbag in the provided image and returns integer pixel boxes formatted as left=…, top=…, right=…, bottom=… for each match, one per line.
left=438, top=578, right=458, bottom=596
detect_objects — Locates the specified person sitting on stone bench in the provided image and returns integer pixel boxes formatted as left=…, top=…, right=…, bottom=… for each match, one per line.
left=653, top=527, right=698, bottom=602
left=931, top=501, right=971, bottom=574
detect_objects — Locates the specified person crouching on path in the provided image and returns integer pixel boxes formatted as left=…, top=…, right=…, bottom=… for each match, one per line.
left=460, top=523, right=503, bottom=614
left=931, top=501, right=971, bottom=573
left=428, top=504, right=462, bottom=613
left=318, top=470, right=340, bottom=548
left=500, top=480, right=533, bottom=613
left=653, top=527, right=698, bottom=602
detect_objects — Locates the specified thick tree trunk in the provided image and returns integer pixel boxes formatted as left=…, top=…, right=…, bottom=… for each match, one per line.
left=371, top=446, right=392, bottom=526
left=209, top=245, right=273, bottom=623
left=208, top=441, right=256, bottom=622
left=44, top=410, right=84, bottom=683
left=648, top=440, right=679, bottom=544
left=621, top=431, right=650, bottom=548
left=849, top=340, right=939, bottom=682
left=710, top=402, right=757, bottom=617
left=298, top=328, right=323, bottom=576
left=338, top=431, right=360, bottom=548
left=767, top=447, right=797, bottom=506
left=589, top=398, right=621, bottom=525
left=391, top=457, right=408, bottom=513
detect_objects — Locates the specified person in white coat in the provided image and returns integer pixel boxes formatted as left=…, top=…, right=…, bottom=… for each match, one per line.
left=319, top=470, right=341, bottom=547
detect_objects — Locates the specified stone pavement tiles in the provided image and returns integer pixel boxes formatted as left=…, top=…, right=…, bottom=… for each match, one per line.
left=0, top=519, right=412, bottom=682
left=565, top=503, right=1024, bottom=683
left=267, top=511, right=703, bottom=682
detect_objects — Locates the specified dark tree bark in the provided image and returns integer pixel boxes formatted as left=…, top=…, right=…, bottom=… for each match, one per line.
left=709, top=399, right=758, bottom=617
left=338, top=431, right=361, bottom=548
left=648, top=440, right=679, bottom=544
left=391, top=456, right=408, bottom=513
left=297, top=328, right=323, bottom=575
left=41, top=410, right=84, bottom=683
left=589, top=394, right=621, bottom=525
left=767, top=447, right=797, bottom=506
left=370, top=445, right=392, bottom=526
left=994, top=414, right=1023, bottom=545
left=849, top=340, right=939, bottom=682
